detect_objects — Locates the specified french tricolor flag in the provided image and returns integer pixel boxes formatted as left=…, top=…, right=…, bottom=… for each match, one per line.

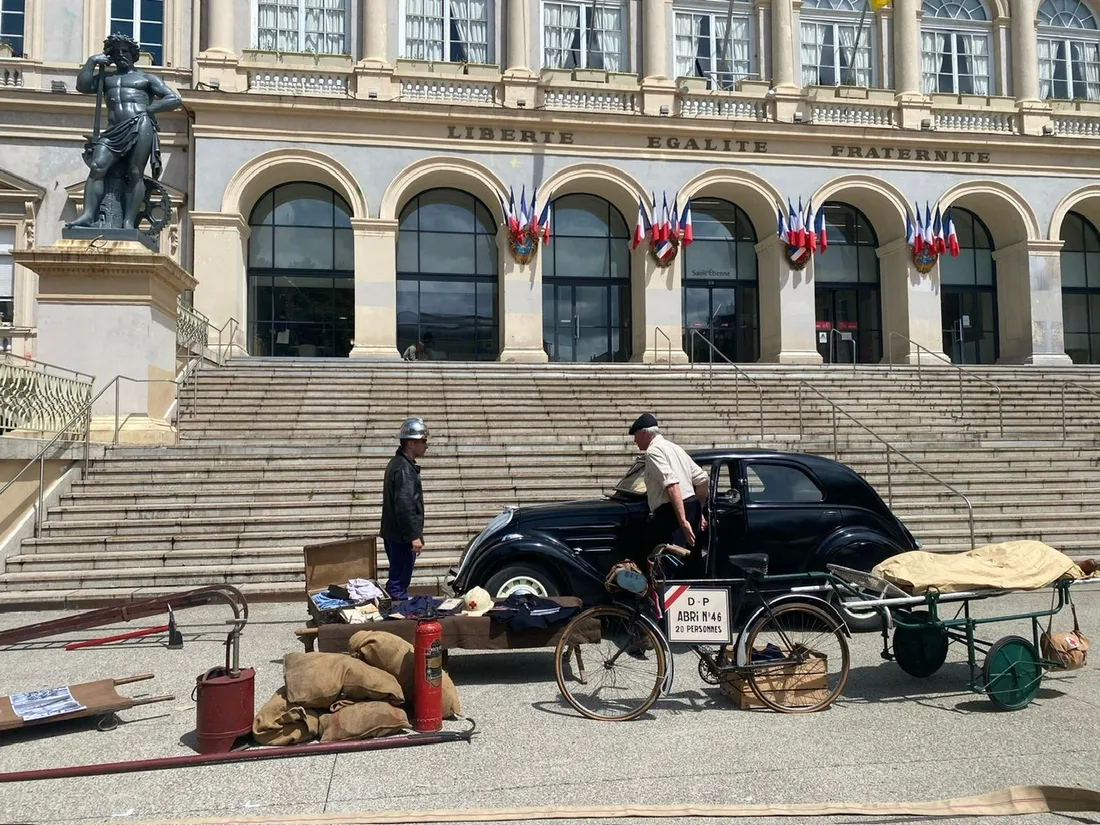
left=660, top=193, right=671, bottom=243
left=507, top=190, right=519, bottom=234
left=538, top=199, right=551, bottom=244
left=944, top=208, right=959, bottom=257
left=777, top=206, right=789, bottom=245
left=933, top=206, right=946, bottom=255
left=632, top=198, right=650, bottom=250
left=815, top=206, right=827, bottom=253
left=804, top=199, right=817, bottom=253
left=679, top=199, right=693, bottom=247
left=913, top=201, right=924, bottom=255
left=650, top=192, right=660, bottom=243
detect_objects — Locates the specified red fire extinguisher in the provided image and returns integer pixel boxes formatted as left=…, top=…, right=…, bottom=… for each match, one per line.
left=414, top=613, right=443, bottom=732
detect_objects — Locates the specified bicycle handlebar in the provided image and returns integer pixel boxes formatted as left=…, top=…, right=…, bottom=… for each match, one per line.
left=654, top=543, right=691, bottom=560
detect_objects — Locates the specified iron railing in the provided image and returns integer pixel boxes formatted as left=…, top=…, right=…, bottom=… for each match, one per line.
left=1061, top=381, right=1100, bottom=442
left=886, top=331, right=1004, bottom=438
left=797, top=381, right=975, bottom=550
left=687, top=329, right=764, bottom=439
left=0, top=375, right=184, bottom=537
left=825, top=328, right=857, bottom=370
left=0, top=354, right=95, bottom=439
left=176, top=297, right=240, bottom=368
left=653, top=327, right=673, bottom=368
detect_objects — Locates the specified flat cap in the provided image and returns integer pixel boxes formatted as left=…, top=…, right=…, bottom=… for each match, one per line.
left=629, top=413, right=658, bottom=434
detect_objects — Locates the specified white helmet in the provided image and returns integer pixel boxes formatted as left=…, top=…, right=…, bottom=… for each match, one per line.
left=398, top=417, right=428, bottom=441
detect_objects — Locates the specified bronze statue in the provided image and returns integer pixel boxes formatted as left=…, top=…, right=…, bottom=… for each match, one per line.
left=65, top=33, right=182, bottom=242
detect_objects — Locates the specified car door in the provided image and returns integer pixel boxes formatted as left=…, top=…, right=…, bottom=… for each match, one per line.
left=742, top=460, right=840, bottom=574
left=706, top=460, right=747, bottom=578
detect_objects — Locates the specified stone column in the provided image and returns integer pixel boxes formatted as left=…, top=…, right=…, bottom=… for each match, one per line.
left=631, top=246, right=688, bottom=364
left=13, top=240, right=197, bottom=445
left=363, top=0, right=388, bottom=63
left=191, top=212, right=249, bottom=357
left=498, top=228, right=548, bottom=363
left=500, top=0, right=538, bottom=106
left=640, top=0, right=675, bottom=115
left=771, top=0, right=796, bottom=88
left=1011, top=0, right=1040, bottom=103
left=196, top=0, right=241, bottom=91
left=893, top=0, right=920, bottom=96
left=993, top=240, right=1072, bottom=365
left=756, top=235, right=821, bottom=364
left=349, top=218, right=400, bottom=358
left=877, top=239, right=946, bottom=364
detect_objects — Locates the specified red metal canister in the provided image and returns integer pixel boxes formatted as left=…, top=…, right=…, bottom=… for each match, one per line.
left=413, top=617, right=443, bottom=732
left=194, top=666, right=255, bottom=754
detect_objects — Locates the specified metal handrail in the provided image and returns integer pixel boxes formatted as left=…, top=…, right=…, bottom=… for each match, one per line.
left=687, top=329, right=764, bottom=439
left=1, top=352, right=95, bottom=382
left=654, top=327, right=672, bottom=369
left=825, top=328, right=857, bottom=371
left=886, top=331, right=1004, bottom=438
left=1061, top=381, right=1100, bottom=442
left=0, top=375, right=182, bottom=537
left=797, top=381, right=975, bottom=550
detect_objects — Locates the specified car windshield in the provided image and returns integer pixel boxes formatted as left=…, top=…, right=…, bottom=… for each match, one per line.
left=613, top=459, right=647, bottom=497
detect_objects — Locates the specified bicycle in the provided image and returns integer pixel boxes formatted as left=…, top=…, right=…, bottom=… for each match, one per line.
left=553, top=543, right=851, bottom=721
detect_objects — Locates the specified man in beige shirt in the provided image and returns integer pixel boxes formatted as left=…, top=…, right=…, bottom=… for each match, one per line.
left=629, top=413, right=709, bottom=563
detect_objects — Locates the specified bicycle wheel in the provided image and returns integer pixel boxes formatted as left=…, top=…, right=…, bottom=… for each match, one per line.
left=554, top=605, right=666, bottom=722
left=743, top=602, right=850, bottom=713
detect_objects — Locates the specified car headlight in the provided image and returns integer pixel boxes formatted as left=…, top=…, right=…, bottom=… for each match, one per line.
left=453, top=508, right=514, bottom=580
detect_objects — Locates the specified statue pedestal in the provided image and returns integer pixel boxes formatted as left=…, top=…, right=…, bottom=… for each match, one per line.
left=12, top=239, right=197, bottom=445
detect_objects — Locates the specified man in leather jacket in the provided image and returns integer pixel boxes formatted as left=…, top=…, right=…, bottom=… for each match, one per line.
left=380, top=418, right=428, bottom=600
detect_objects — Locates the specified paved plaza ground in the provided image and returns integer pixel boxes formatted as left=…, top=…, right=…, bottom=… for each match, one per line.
left=1, top=588, right=1100, bottom=825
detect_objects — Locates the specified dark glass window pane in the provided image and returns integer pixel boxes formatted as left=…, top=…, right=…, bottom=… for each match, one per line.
left=475, top=233, right=497, bottom=276
left=1062, top=213, right=1087, bottom=251
left=112, top=0, right=135, bottom=17
left=419, top=233, right=476, bottom=274
left=416, top=190, right=475, bottom=233
left=399, top=200, right=419, bottom=231
left=553, top=195, right=611, bottom=237
left=6, top=0, right=25, bottom=11
left=396, top=233, right=418, bottom=273
left=334, top=228, right=354, bottom=270
left=142, top=22, right=163, bottom=47
left=273, top=184, right=335, bottom=227
left=274, top=226, right=334, bottom=269
left=249, top=226, right=273, bottom=267
left=111, top=20, right=134, bottom=37
left=250, top=191, right=275, bottom=226
left=141, top=0, right=163, bottom=22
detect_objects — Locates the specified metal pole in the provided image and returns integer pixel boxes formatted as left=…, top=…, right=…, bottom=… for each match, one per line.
left=886, top=445, right=893, bottom=506
left=113, top=379, right=120, bottom=445
left=798, top=384, right=804, bottom=439
left=958, top=362, right=964, bottom=420
left=1062, top=383, right=1067, bottom=442
left=844, top=0, right=871, bottom=86
left=36, top=456, right=44, bottom=537
left=832, top=406, right=838, bottom=461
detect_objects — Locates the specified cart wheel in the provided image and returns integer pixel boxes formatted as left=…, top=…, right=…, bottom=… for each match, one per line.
left=983, top=636, right=1043, bottom=711
left=892, top=610, right=949, bottom=678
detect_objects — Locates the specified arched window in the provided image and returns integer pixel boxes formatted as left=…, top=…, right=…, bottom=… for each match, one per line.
left=673, top=0, right=754, bottom=89
left=800, top=0, right=872, bottom=87
left=920, top=1, right=992, bottom=95
left=247, top=183, right=355, bottom=357
left=542, top=194, right=631, bottom=362
left=939, top=208, right=997, bottom=364
left=1038, top=0, right=1100, bottom=100
left=814, top=203, right=881, bottom=363
left=397, top=189, right=499, bottom=361
left=1061, top=211, right=1100, bottom=363
left=681, top=199, right=758, bottom=363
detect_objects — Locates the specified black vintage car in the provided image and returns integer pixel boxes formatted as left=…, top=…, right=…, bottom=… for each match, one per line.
left=445, top=449, right=919, bottom=629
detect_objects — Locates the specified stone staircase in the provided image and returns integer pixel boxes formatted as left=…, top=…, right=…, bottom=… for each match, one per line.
left=3, top=360, right=1100, bottom=607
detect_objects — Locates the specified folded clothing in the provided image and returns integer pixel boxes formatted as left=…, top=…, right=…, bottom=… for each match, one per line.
left=347, top=578, right=384, bottom=602
left=312, top=592, right=355, bottom=612
left=487, top=593, right=578, bottom=632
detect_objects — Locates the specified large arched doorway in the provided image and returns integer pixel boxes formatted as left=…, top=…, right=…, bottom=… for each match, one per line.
left=542, top=194, right=632, bottom=362
left=1061, top=211, right=1100, bottom=363
left=940, top=207, right=997, bottom=364
left=681, top=198, right=759, bottom=362
left=247, top=182, right=354, bottom=357
left=814, top=202, right=882, bottom=363
left=396, top=188, right=499, bottom=361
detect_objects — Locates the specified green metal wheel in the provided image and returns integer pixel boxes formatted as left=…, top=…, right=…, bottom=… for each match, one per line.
left=892, top=610, right=949, bottom=678
left=982, top=636, right=1043, bottom=711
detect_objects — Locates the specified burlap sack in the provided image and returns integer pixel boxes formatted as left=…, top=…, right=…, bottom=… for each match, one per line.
left=252, top=687, right=323, bottom=745
left=318, top=701, right=410, bottom=742
left=283, top=652, right=404, bottom=709
left=348, top=630, right=461, bottom=718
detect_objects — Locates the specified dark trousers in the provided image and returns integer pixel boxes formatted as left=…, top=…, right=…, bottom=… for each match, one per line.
left=383, top=539, right=416, bottom=601
left=650, top=497, right=704, bottom=576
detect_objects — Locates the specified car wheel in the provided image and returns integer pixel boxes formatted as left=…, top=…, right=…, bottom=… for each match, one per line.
left=485, top=564, right=561, bottom=600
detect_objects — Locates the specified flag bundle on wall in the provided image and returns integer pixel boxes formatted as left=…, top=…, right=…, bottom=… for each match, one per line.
left=500, top=185, right=551, bottom=245
left=632, top=192, right=694, bottom=262
left=906, top=201, right=959, bottom=258
left=777, top=197, right=827, bottom=262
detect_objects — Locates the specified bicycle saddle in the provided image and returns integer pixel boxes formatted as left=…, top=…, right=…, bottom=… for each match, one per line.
left=728, top=553, right=769, bottom=578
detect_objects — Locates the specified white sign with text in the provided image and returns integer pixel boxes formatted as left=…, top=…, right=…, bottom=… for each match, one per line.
left=663, top=585, right=731, bottom=644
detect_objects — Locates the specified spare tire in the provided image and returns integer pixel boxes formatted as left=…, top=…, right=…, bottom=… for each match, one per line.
left=484, top=563, right=561, bottom=599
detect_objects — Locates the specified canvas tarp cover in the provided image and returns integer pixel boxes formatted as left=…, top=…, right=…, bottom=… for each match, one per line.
left=872, top=541, right=1088, bottom=595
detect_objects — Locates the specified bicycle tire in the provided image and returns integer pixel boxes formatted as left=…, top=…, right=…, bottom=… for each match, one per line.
left=553, top=605, right=666, bottom=722
left=743, top=602, right=850, bottom=714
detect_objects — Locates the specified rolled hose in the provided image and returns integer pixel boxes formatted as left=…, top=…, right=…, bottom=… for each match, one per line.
left=0, top=718, right=476, bottom=784
left=127, top=785, right=1100, bottom=824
